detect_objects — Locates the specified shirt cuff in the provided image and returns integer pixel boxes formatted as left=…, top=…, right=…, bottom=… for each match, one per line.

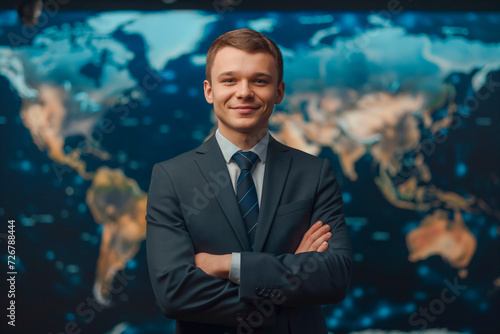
left=228, top=252, right=241, bottom=285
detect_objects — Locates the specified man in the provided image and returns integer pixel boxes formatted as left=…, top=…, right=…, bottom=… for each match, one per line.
left=146, top=28, right=352, bottom=334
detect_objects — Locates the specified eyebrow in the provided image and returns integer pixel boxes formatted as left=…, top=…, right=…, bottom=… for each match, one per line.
left=254, top=72, right=273, bottom=80
left=217, top=71, right=273, bottom=80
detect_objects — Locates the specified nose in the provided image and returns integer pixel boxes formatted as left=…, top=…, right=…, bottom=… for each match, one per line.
left=235, top=81, right=254, bottom=99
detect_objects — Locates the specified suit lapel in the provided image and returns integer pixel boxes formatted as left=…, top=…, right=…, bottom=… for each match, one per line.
left=194, top=135, right=251, bottom=251
left=253, top=135, right=292, bottom=252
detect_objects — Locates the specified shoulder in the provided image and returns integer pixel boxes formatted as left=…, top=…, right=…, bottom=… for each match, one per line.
left=153, top=136, right=216, bottom=173
left=271, top=136, right=325, bottom=166
left=155, top=148, right=198, bottom=171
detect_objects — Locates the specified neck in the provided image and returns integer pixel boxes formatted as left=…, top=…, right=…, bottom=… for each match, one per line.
left=218, top=126, right=268, bottom=150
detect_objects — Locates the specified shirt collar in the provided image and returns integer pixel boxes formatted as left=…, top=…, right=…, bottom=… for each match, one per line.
left=215, top=129, right=269, bottom=164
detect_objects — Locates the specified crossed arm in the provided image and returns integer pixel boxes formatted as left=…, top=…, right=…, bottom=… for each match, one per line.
left=146, top=159, right=351, bottom=326
left=194, top=220, right=333, bottom=279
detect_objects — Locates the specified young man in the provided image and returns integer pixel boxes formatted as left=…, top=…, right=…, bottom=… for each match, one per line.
left=146, top=28, right=352, bottom=334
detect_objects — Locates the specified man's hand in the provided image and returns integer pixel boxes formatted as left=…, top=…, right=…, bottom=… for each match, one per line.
left=194, top=252, right=232, bottom=279
left=294, top=221, right=332, bottom=254
left=195, top=221, right=331, bottom=277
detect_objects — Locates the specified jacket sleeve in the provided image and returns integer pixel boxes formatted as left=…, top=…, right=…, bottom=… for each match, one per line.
left=239, top=159, right=352, bottom=307
left=146, top=163, right=277, bottom=326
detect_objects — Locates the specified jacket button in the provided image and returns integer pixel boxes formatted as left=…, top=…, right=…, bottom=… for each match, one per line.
left=270, top=289, right=276, bottom=298
left=262, top=289, right=269, bottom=297
left=255, top=287, right=262, bottom=296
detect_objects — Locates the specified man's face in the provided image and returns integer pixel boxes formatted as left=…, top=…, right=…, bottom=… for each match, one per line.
left=204, top=47, right=285, bottom=140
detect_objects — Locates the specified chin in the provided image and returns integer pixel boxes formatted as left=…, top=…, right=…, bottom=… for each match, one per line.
left=233, top=126, right=258, bottom=134
left=230, top=119, right=259, bottom=129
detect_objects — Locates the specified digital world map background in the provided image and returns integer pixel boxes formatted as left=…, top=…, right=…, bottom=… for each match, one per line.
left=1, top=9, right=499, bottom=334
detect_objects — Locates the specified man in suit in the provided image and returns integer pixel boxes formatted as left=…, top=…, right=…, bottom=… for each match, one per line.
left=146, top=28, right=352, bottom=334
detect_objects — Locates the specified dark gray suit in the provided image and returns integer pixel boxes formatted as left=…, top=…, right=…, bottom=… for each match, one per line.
left=146, top=134, right=352, bottom=334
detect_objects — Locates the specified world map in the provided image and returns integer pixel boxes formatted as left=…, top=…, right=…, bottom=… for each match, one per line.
left=1, top=9, right=499, bottom=334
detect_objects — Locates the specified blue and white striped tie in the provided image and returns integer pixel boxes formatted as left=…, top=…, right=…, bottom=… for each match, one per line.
left=232, top=151, right=259, bottom=250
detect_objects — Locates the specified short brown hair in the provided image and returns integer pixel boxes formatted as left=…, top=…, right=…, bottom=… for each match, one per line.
left=205, top=28, right=283, bottom=85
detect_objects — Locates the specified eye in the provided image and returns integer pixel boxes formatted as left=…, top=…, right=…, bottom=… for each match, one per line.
left=255, top=79, right=268, bottom=84
left=223, top=78, right=235, bottom=83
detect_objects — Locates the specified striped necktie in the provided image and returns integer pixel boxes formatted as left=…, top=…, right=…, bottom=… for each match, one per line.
left=232, top=151, right=259, bottom=250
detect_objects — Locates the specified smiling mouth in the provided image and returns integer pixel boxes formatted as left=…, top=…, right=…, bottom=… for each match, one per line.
left=232, top=106, right=259, bottom=113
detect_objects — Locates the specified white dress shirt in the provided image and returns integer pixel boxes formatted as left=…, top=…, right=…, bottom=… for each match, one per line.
left=214, top=129, right=269, bottom=285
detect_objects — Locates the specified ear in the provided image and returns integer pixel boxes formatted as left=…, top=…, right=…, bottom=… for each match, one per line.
left=204, top=80, right=213, bottom=104
left=274, top=81, right=285, bottom=104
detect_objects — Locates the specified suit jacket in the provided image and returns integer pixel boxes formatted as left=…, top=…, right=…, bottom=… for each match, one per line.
left=146, top=134, right=352, bottom=334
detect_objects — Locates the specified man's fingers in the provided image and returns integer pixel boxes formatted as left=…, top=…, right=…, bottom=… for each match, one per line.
left=302, top=220, right=323, bottom=240
left=317, top=241, right=329, bottom=252
left=308, top=231, right=332, bottom=252
left=307, top=224, right=330, bottom=245
left=295, top=221, right=331, bottom=254
left=296, top=221, right=323, bottom=251
left=302, top=223, right=330, bottom=250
